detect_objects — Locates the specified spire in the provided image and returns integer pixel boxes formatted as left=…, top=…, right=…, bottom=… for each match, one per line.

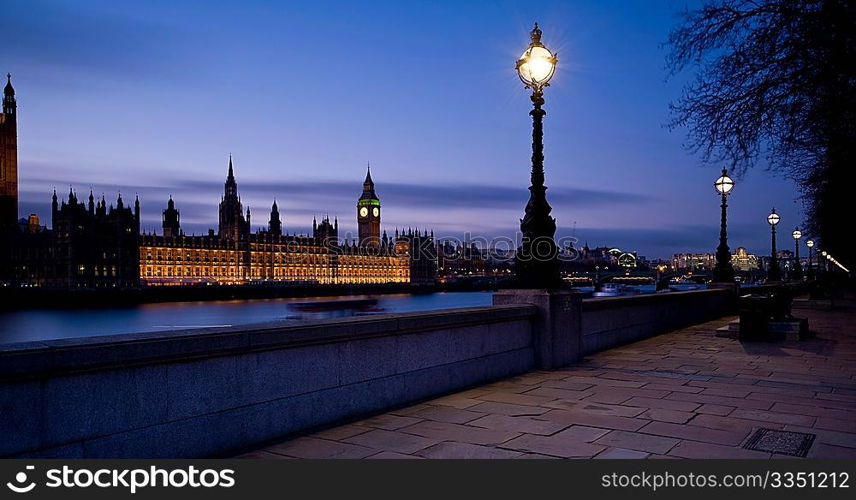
left=360, top=162, right=378, bottom=200
left=268, top=199, right=282, bottom=235
left=3, top=73, right=15, bottom=117
left=4, top=73, right=13, bottom=97
left=223, top=155, right=238, bottom=200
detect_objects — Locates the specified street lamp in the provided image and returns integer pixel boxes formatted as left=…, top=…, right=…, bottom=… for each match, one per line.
left=767, top=208, right=781, bottom=281
left=791, top=228, right=803, bottom=280
left=806, top=239, right=814, bottom=280
left=712, top=169, right=735, bottom=282
left=515, top=22, right=560, bottom=288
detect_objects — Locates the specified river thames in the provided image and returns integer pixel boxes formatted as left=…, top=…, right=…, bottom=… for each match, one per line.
left=0, top=292, right=494, bottom=345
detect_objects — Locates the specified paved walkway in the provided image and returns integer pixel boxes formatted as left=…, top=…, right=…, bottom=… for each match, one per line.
left=243, top=296, right=856, bottom=459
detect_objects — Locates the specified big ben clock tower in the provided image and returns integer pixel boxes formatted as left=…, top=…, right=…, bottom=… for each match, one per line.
left=0, top=74, right=18, bottom=230
left=357, top=165, right=380, bottom=247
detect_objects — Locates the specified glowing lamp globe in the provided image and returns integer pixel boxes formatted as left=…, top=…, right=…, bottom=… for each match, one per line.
left=767, top=210, right=780, bottom=226
left=516, top=23, right=557, bottom=90
left=714, top=169, right=735, bottom=195
left=806, top=240, right=814, bottom=248
left=792, top=228, right=802, bottom=240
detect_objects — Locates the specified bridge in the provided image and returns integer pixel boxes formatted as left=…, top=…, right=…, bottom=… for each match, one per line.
left=566, top=269, right=770, bottom=290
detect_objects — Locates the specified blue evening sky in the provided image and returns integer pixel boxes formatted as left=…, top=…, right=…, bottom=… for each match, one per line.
left=3, top=0, right=804, bottom=258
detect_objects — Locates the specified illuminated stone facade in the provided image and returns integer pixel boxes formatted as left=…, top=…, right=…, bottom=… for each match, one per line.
left=139, top=232, right=410, bottom=286
left=138, top=162, right=413, bottom=286
left=731, top=246, right=760, bottom=272
left=671, top=252, right=716, bottom=271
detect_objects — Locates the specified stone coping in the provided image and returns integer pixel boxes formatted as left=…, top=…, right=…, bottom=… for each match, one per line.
left=0, top=304, right=537, bottom=381
left=582, top=288, right=731, bottom=311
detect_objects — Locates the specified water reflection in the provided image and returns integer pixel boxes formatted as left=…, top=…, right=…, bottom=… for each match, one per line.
left=0, top=292, right=493, bottom=344
left=0, top=285, right=708, bottom=345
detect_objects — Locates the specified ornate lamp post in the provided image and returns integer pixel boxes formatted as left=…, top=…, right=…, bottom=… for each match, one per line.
left=713, top=169, right=735, bottom=282
left=514, top=23, right=560, bottom=288
left=791, top=228, right=803, bottom=280
left=805, top=239, right=814, bottom=280
left=767, top=208, right=781, bottom=282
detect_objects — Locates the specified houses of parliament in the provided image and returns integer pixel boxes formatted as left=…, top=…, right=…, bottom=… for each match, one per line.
left=0, top=76, right=437, bottom=288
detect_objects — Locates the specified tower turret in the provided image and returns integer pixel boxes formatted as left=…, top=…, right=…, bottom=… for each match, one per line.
left=51, top=188, right=58, bottom=222
left=162, top=196, right=180, bottom=237
left=268, top=199, right=282, bottom=235
left=314, top=215, right=338, bottom=244
left=218, top=155, right=247, bottom=240
left=357, top=163, right=381, bottom=247
left=2, top=74, right=14, bottom=118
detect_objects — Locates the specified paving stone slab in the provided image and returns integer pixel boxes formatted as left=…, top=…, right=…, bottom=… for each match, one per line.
left=418, top=442, right=523, bottom=459
left=343, top=429, right=439, bottom=454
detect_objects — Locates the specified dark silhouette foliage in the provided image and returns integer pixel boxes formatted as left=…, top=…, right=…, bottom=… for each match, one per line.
left=667, top=0, right=855, bottom=264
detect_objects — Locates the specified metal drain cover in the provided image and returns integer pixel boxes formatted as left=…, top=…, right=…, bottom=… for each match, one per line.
left=743, top=428, right=815, bottom=457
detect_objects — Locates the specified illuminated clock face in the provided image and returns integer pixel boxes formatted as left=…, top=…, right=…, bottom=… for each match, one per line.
left=372, top=207, right=379, bottom=217
left=359, top=207, right=368, bottom=217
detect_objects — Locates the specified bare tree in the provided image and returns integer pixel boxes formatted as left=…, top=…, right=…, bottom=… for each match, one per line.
left=667, top=0, right=855, bottom=265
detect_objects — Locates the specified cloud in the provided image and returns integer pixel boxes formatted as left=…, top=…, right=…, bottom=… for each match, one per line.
left=20, top=179, right=772, bottom=259
left=20, top=164, right=785, bottom=259
left=19, top=172, right=654, bottom=225
left=184, top=178, right=654, bottom=208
